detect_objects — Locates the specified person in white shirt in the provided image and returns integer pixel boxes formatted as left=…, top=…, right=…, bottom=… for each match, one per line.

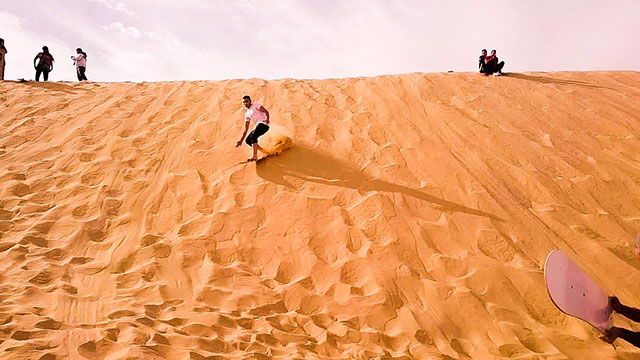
left=71, top=48, right=88, bottom=81
left=236, top=95, right=270, bottom=162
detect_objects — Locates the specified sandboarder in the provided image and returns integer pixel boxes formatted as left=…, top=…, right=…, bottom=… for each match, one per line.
left=34, top=46, right=55, bottom=82
left=0, top=38, right=7, bottom=80
left=236, top=95, right=270, bottom=162
left=71, top=48, right=88, bottom=81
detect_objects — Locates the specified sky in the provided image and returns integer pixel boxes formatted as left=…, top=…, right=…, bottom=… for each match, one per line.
left=1, top=0, right=639, bottom=82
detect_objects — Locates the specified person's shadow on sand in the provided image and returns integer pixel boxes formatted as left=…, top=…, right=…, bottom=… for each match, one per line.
left=505, top=73, right=613, bottom=90
left=256, top=146, right=503, bottom=221
left=17, top=80, right=89, bottom=94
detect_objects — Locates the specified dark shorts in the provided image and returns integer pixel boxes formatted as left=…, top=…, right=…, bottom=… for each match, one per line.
left=245, top=123, right=269, bottom=146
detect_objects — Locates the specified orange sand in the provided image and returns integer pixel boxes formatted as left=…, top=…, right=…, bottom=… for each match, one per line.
left=0, top=72, right=639, bottom=359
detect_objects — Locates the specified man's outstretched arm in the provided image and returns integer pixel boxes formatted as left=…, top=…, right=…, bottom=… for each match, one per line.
left=236, top=121, right=250, bottom=147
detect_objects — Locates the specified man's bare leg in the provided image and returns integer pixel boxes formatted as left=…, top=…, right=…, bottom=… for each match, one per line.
left=255, top=144, right=268, bottom=154
left=601, top=297, right=640, bottom=348
left=248, top=143, right=263, bottom=161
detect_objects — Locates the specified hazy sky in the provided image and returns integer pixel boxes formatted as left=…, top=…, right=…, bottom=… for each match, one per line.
left=1, top=0, right=639, bottom=82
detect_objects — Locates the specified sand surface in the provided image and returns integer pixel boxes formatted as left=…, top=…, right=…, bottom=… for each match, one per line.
left=0, top=72, right=639, bottom=359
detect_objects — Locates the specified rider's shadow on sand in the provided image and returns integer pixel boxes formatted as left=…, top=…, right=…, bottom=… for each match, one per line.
left=256, top=146, right=503, bottom=221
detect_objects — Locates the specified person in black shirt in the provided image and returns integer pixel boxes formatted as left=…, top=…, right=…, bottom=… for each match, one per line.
left=479, top=49, right=487, bottom=74
left=34, top=46, right=55, bottom=82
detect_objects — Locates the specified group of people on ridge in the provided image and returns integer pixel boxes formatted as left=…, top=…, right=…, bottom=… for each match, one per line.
left=0, top=39, right=88, bottom=82
left=33, top=46, right=88, bottom=82
left=479, top=49, right=505, bottom=76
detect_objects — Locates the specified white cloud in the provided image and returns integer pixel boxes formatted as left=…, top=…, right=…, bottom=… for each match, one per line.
left=91, top=0, right=135, bottom=17
left=103, top=22, right=158, bottom=40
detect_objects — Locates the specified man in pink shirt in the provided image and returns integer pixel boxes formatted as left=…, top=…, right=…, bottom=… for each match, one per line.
left=236, top=95, right=270, bottom=162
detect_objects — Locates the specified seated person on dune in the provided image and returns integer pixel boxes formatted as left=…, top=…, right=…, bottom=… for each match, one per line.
left=483, top=49, right=505, bottom=76
left=479, top=49, right=487, bottom=74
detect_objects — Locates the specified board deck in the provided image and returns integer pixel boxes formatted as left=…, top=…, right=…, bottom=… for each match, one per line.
left=544, top=250, right=612, bottom=333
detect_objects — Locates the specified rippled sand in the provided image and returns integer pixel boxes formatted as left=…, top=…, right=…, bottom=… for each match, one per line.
left=0, top=72, right=639, bottom=359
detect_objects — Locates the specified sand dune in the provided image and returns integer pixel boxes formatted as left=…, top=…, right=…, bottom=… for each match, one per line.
left=0, top=71, right=639, bottom=359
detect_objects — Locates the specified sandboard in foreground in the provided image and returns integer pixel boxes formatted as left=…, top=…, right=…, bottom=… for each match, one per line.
left=544, top=250, right=612, bottom=333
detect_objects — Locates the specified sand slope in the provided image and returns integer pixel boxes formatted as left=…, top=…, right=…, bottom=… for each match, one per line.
left=0, top=72, right=639, bottom=359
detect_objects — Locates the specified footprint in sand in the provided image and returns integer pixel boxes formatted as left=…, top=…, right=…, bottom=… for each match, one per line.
left=28, top=269, right=52, bottom=286
left=33, top=221, right=55, bottom=234
left=118, top=129, right=132, bottom=138
left=415, top=329, right=435, bottom=346
left=104, top=189, right=122, bottom=197
left=0, top=220, right=15, bottom=232
left=70, top=257, right=91, bottom=264
left=0, top=242, right=16, bottom=252
left=11, top=330, right=38, bottom=340
left=21, top=234, right=47, bottom=247
left=61, top=283, right=78, bottom=294
left=571, top=224, right=604, bottom=241
left=80, top=171, right=103, bottom=186
left=79, top=152, right=95, bottom=162
left=77, top=340, right=106, bottom=359
left=0, top=314, right=12, bottom=325
left=141, top=234, right=161, bottom=247
left=43, top=248, right=66, bottom=261
left=104, top=198, right=123, bottom=217
left=153, top=244, right=172, bottom=259
left=11, top=182, right=32, bottom=197
left=339, top=259, right=370, bottom=286
left=477, top=229, right=515, bottom=262
left=9, top=173, right=27, bottom=180
left=196, top=195, right=214, bottom=215
left=35, top=318, right=62, bottom=330
left=72, top=204, right=89, bottom=217
left=87, top=229, right=105, bottom=242
left=104, top=328, right=119, bottom=341
left=0, top=209, right=14, bottom=220
left=111, top=252, right=136, bottom=274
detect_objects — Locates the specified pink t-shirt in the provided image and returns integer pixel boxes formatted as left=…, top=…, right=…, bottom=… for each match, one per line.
left=244, top=103, right=269, bottom=125
left=73, top=54, right=87, bottom=67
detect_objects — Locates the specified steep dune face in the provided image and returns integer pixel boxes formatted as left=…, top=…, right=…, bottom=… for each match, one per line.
left=0, top=72, right=639, bottom=359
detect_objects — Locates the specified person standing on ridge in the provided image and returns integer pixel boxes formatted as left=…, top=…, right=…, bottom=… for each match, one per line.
left=484, top=49, right=505, bottom=76
left=34, top=46, right=54, bottom=82
left=478, top=49, right=487, bottom=74
left=236, top=95, right=270, bottom=162
left=0, top=38, right=7, bottom=80
left=71, top=48, right=88, bottom=81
